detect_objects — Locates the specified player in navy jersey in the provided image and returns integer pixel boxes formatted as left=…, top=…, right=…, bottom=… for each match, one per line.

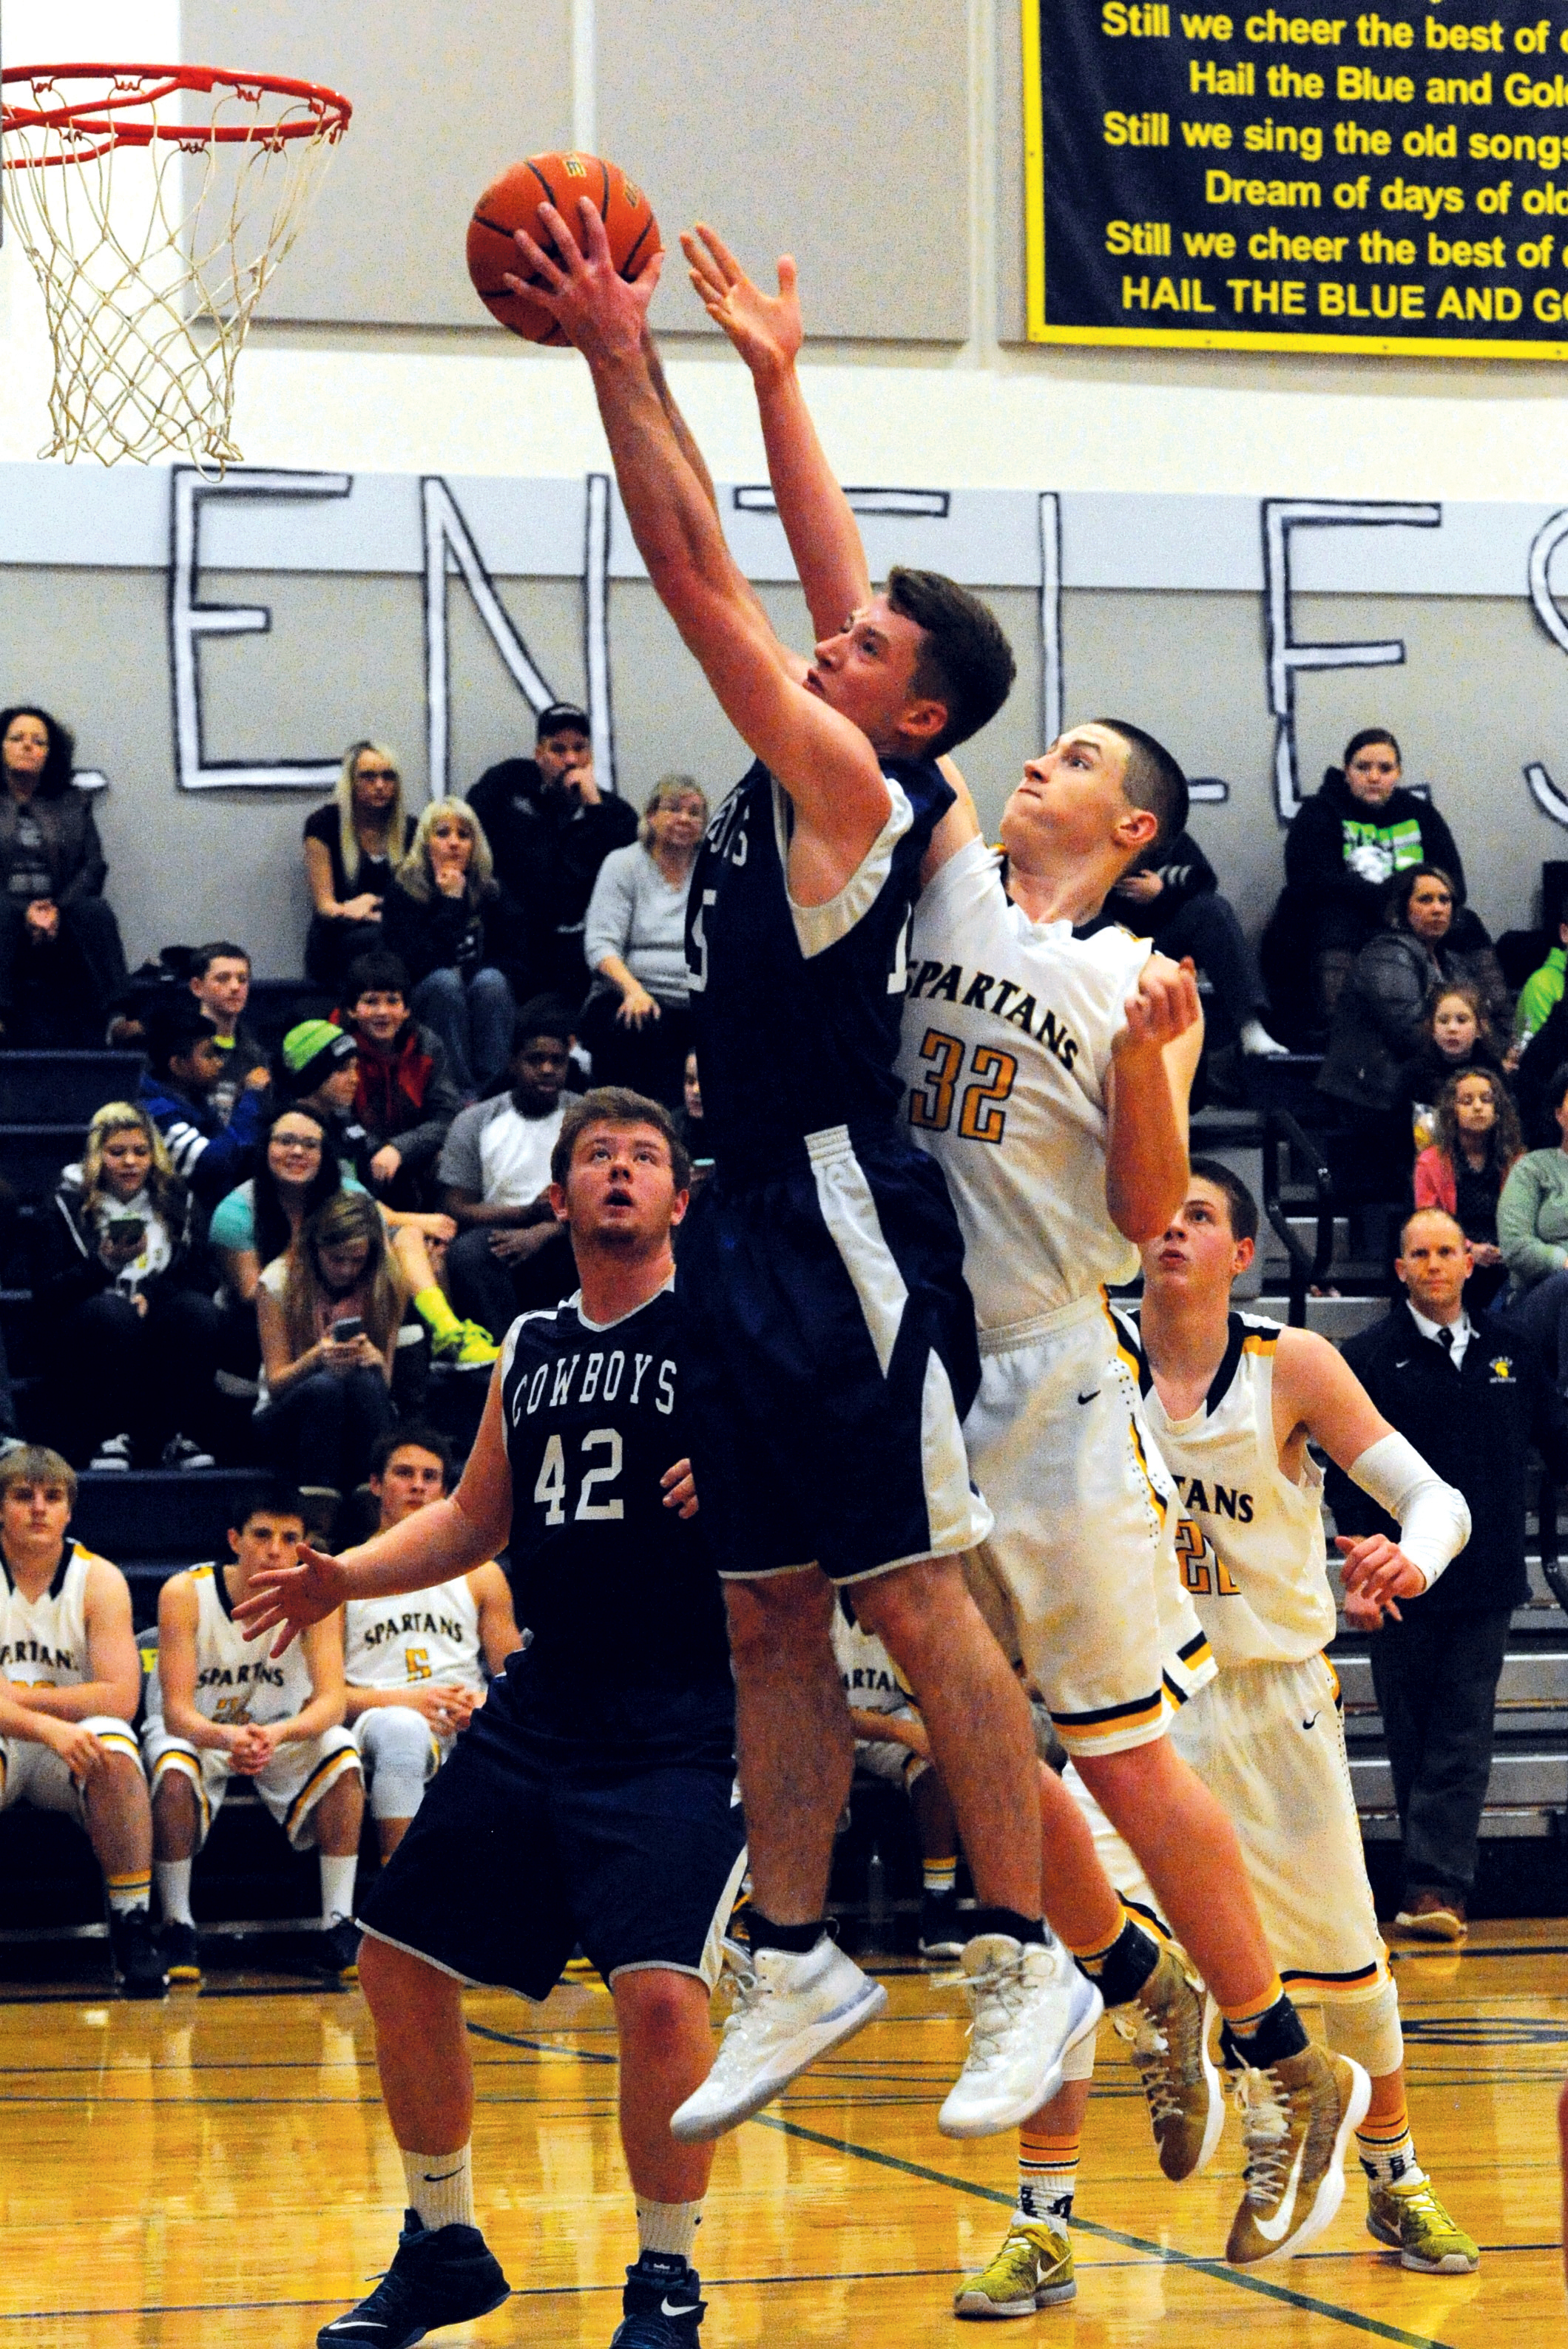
left=239, top=1090, right=744, bottom=2349
left=504, top=206, right=1099, bottom=2149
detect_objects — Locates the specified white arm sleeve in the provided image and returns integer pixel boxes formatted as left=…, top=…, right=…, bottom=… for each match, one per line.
left=1345, top=1430, right=1471, bottom=1590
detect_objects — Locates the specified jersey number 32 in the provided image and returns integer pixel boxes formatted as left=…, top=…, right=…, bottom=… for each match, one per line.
left=909, top=1028, right=1018, bottom=1144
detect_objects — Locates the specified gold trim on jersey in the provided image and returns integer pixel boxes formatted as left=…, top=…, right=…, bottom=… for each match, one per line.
left=1052, top=1686, right=1166, bottom=1748
left=1240, top=1331, right=1279, bottom=1357
left=151, top=1745, right=212, bottom=1836
left=282, top=1743, right=360, bottom=1839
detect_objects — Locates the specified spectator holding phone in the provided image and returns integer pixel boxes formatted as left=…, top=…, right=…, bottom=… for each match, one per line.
left=38, top=1101, right=223, bottom=1472
left=253, top=1191, right=401, bottom=1538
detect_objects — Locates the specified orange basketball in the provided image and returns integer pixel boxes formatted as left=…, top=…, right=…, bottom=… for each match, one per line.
left=467, top=152, right=660, bottom=344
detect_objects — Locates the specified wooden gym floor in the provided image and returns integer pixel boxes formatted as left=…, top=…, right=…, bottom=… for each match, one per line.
left=2, top=1922, right=1564, bottom=2347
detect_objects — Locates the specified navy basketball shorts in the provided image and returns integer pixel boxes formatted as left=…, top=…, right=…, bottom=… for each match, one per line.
left=356, top=1686, right=748, bottom=2001
left=679, top=1123, right=991, bottom=1584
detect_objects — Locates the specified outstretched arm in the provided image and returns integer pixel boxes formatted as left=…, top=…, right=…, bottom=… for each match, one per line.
left=683, top=226, right=871, bottom=641
left=511, top=200, right=889, bottom=854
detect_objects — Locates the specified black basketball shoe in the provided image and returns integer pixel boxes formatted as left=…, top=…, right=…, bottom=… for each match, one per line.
left=316, top=2211, right=510, bottom=2348
left=609, top=2249, right=706, bottom=2346
left=111, top=1908, right=169, bottom=1999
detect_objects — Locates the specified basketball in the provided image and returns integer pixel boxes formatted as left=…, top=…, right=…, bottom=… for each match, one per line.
left=466, top=151, right=660, bottom=343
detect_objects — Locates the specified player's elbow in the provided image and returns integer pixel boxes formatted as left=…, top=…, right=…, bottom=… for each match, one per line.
left=1107, top=1185, right=1181, bottom=1246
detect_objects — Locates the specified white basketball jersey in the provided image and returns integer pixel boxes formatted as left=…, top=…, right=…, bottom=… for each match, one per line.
left=1125, top=1309, right=1336, bottom=1669
left=344, top=1578, right=484, bottom=1695
left=896, top=836, right=1150, bottom=1332
left=0, top=1543, right=101, bottom=1688
left=184, top=1564, right=312, bottom=1727
left=830, top=1597, right=912, bottom=1717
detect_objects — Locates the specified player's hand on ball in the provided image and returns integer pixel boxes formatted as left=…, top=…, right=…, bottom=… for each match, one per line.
left=661, top=1456, right=698, bottom=1518
left=504, top=198, right=662, bottom=365
left=680, top=224, right=802, bottom=383
left=234, top=1544, right=349, bottom=1657
left=1117, top=953, right=1201, bottom=1055
left=1335, top=1530, right=1425, bottom=1616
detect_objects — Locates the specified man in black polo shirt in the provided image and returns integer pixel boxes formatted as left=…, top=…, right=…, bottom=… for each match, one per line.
left=1331, top=1207, right=1568, bottom=1941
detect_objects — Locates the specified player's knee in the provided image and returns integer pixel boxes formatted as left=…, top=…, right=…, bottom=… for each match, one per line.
left=359, top=1930, right=453, bottom=2025
left=152, top=1769, right=196, bottom=1830
left=723, top=1571, right=832, bottom=1667
left=612, top=1967, right=707, bottom=2059
left=1323, top=1982, right=1403, bottom=2079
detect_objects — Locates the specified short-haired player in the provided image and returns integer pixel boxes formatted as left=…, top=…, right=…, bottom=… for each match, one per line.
left=683, top=240, right=1365, bottom=2277
left=508, top=209, right=1089, bottom=2149
left=1016, top=1166, right=1476, bottom=2285
left=146, top=1489, right=365, bottom=1986
left=0, top=1444, right=165, bottom=1995
left=343, top=1427, right=521, bottom=1858
left=240, top=1090, right=746, bottom=2349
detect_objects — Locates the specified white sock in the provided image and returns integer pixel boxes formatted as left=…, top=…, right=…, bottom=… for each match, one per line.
left=156, top=1859, right=194, bottom=1927
left=320, top=1853, right=357, bottom=1927
left=636, top=2197, right=702, bottom=2262
left=402, top=2143, right=475, bottom=2231
left=1240, top=1017, right=1288, bottom=1057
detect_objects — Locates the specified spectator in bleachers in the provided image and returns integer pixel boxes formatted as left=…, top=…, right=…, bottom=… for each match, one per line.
left=254, top=1190, right=402, bottom=1538
left=1498, top=1061, right=1568, bottom=1391
left=303, top=741, right=415, bottom=990
left=1331, top=1208, right=1567, bottom=1939
left=0, top=705, right=127, bottom=1048
left=1413, top=1068, right=1523, bottom=1310
left=277, top=1016, right=488, bottom=1367
left=209, top=1101, right=348, bottom=1317
left=1263, top=728, right=1468, bottom=1039
left=578, top=774, right=709, bottom=1106
left=342, top=1426, right=521, bottom=1859
left=439, top=998, right=580, bottom=1339
left=138, top=997, right=270, bottom=1209
left=146, top=1485, right=365, bottom=1987
left=39, top=1101, right=223, bottom=1473
left=1317, top=870, right=1509, bottom=1181
left=831, top=1589, right=966, bottom=1959
left=1515, top=893, right=1568, bottom=1047
left=186, top=941, right=268, bottom=1124
left=1091, top=825, right=1287, bottom=1058
left=1389, top=981, right=1509, bottom=1160
left=0, top=1444, right=166, bottom=1993
left=676, top=1049, right=707, bottom=1163
left=332, top=950, right=462, bottom=1208
left=381, top=800, right=527, bottom=1101
left=467, top=703, right=638, bottom=1001
left=0, top=1180, right=24, bottom=1464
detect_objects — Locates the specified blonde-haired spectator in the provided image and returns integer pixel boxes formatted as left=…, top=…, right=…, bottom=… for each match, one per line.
left=38, top=1100, right=222, bottom=1471
left=382, top=800, right=527, bottom=1101
left=303, top=740, right=416, bottom=989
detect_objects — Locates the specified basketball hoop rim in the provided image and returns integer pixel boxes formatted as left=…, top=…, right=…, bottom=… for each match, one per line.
left=0, top=63, right=351, bottom=160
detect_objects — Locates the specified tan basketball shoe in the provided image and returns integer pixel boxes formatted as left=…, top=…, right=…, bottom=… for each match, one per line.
left=1226, top=2046, right=1370, bottom=2266
left=1111, top=1944, right=1224, bottom=2180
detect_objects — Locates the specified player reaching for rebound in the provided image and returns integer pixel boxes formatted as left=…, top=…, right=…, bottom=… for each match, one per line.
left=504, top=203, right=1096, bottom=2142
left=683, top=227, right=1367, bottom=2273
left=240, top=1092, right=747, bottom=2349
left=970, top=1164, right=1478, bottom=2313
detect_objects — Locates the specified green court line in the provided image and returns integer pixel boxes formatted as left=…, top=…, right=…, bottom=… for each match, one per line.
left=751, top=2114, right=1465, bottom=2349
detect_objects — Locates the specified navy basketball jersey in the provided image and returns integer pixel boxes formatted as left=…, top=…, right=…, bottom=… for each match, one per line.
left=685, top=756, right=956, bottom=1168
left=497, top=1285, right=731, bottom=1702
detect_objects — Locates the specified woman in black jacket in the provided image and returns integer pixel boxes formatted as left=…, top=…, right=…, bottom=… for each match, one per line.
left=38, top=1101, right=223, bottom=1471
left=1262, top=726, right=1467, bottom=1041
left=381, top=800, right=528, bottom=1100
left=0, top=705, right=127, bottom=1044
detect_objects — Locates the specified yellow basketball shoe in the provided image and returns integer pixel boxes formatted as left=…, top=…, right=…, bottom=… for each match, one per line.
left=1366, top=2177, right=1479, bottom=2273
left=1226, top=2046, right=1370, bottom=2266
left=1112, top=1945, right=1223, bottom=2180
left=954, top=2217, right=1075, bottom=2316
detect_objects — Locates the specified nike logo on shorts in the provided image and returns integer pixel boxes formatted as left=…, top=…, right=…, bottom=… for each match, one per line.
left=1301, top=1714, right=1319, bottom=1731
left=1077, top=1389, right=1100, bottom=1405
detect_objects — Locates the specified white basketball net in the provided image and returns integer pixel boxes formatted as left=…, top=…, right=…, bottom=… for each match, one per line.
left=1, top=66, right=350, bottom=471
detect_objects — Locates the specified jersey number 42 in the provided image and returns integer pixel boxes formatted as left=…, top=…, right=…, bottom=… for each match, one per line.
left=534, top=1429, right=625, bottom=1525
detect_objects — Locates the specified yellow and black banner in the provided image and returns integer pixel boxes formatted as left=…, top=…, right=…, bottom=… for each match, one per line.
left=1022, top=0, right=1568, bottom=355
